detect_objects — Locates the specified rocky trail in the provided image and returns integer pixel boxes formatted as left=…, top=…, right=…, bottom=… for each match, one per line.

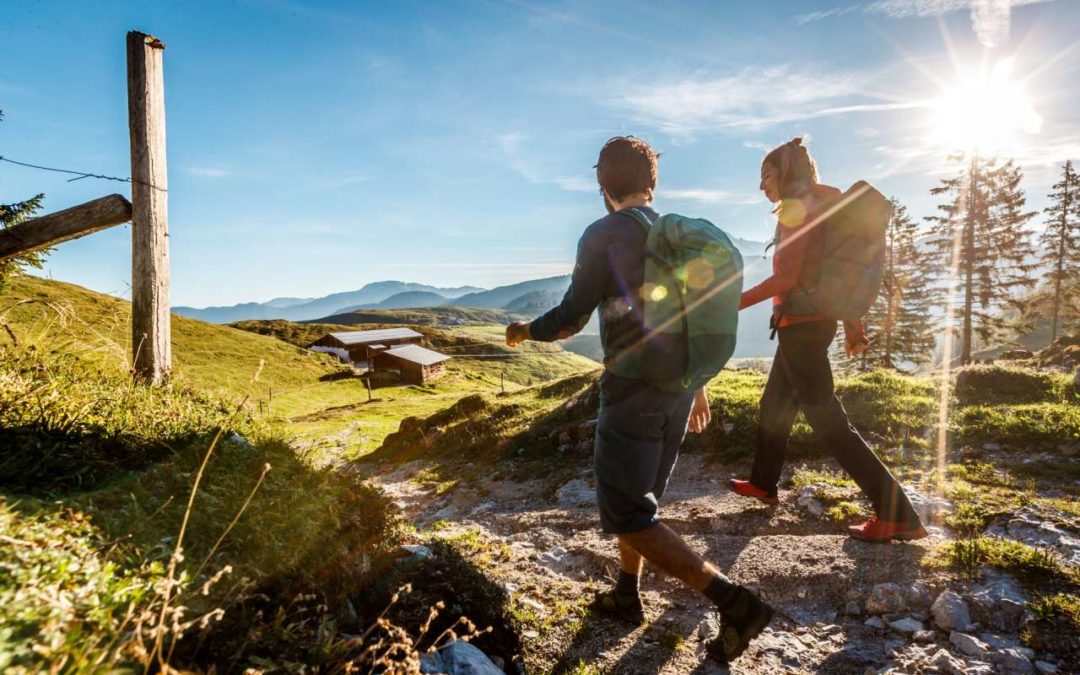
left=358, top=450, right=1075, bottom=675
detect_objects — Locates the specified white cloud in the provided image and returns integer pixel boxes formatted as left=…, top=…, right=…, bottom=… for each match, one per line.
left=857, top=127, right=882, bottom=137
left=186, top=166, right=230, bottom=178
left=799, top=0, right=1058, bottom=48
left=660, top=188, right=763, bottom=206
left=612, top=65, right=924, bottom=136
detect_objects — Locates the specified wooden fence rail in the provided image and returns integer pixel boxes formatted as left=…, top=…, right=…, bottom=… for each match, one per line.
left=0, top=194, right=132, bottom=261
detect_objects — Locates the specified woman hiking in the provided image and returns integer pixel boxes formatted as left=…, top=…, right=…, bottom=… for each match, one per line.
left=730, top=137, right=927, bottom=543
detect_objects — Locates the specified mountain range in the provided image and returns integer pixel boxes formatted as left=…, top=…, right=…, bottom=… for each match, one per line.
left=174, top=237, right=779, bottom=356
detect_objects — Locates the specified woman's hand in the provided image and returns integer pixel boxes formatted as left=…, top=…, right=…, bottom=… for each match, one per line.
left=844, top=320, right=870, bottom=357
left=688, top=387, right=712, bottom=434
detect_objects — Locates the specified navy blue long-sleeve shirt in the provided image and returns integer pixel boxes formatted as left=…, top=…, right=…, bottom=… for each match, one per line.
left=529, top=207, right=655, bottom=369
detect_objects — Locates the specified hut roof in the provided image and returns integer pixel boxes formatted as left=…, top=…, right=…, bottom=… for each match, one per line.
left=327, top=328, right=423, bottom=346
left=383, top=344, right=452, bottom=367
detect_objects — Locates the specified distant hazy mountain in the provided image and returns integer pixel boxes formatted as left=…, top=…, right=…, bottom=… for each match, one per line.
left=503, top=289, right=563, bottom=313
left=174, top=281, right=484, bottom=323
left=451, top=276, right=573, bottom=309
left=359, top=291, right=450, bottom=309
left=263, top=296, right=315, bottom=308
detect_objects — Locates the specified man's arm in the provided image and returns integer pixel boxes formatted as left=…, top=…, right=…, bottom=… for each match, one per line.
left=506, top=231, right=605, bottom=346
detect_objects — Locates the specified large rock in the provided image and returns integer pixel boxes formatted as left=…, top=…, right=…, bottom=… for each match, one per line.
left=931, top=590, right=972, bottom=632
left=866, top=582, right=906, bottom=615
left=420, top=640, right=505, bottom=675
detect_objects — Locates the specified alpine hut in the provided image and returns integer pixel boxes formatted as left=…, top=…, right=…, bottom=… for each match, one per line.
left=309, top=328, right=424, bottom=366
left=374, top=344, right=452, bottom=384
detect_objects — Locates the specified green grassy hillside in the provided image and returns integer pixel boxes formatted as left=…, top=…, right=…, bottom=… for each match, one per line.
left=1, top=275, right=350, bottom=400
left=315, top=305, right=518, bottom=325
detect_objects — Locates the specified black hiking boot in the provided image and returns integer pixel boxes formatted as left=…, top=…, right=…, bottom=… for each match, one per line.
left=704, top=587, right=774, bottom=663
left=590, top=588, right=646, bottom=624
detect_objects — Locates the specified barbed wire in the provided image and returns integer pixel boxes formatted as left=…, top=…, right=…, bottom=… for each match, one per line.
left=0, top=155, right=132, bottom=184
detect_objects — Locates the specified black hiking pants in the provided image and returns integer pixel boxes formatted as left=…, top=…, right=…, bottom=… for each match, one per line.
left=750, top=320, right=921, bottom=525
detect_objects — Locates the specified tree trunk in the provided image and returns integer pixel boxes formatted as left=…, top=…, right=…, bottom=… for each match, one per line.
left=1050, top=175, right=1070, bottom=345
left=961, top=156, right=977, bottom=365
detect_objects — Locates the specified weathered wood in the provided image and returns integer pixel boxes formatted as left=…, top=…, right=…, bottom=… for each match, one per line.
left=127, top=30, right=171, bottom=384
left=0, top=194, right=131, bottom=261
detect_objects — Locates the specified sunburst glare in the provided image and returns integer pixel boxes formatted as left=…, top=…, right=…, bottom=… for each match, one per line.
left=931, top=57, right=1043, bottom=153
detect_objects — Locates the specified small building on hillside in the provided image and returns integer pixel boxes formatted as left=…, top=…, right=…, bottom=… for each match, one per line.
left=374, top=344, right=452, bottom=384
left=309, top=328, right=423, bottom=365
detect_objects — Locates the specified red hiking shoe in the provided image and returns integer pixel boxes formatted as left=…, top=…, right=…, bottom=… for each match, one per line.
left=848, top=517, right=928, bottom=543
left=729, top=479, right=779, bottom=506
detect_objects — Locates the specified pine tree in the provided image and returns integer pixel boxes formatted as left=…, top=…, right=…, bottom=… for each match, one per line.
left=0, top=109, right=49, bottom=290
left=1035, top=160, right=1080, bottom=343
left=0, top=194, right=46, bottom=290
left=926, top=156, right=1038, bottom=364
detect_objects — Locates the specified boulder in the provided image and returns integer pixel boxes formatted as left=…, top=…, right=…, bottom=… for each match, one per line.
left=931, top=590, right=972, bottom=632
left=1034, top=661, right=1058, bottom=674
left=864, top=616, right=887, bottom=629
left=866, top=582, right=907, bottom=615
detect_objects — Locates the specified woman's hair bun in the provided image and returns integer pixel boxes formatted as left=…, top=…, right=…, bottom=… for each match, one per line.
left=789, top=136, right=804, bottom=147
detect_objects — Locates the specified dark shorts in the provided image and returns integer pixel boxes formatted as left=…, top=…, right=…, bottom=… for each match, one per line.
left=594, top=372, right=696, bottom=535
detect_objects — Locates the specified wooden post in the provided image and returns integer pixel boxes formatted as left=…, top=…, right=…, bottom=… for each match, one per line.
left=0, top=195, right=131, bottom=261
left=127, top=30, right=171, bottom=384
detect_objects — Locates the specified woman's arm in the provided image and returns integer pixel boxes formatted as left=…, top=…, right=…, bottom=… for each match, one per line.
left=739, top=219, right=816, bottom=309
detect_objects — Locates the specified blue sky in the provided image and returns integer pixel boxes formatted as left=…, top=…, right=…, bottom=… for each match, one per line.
left=2, top=0, right=1078, bottom=307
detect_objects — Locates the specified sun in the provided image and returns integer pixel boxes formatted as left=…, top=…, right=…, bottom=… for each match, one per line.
left=931, top=58, right=1043, bottom=154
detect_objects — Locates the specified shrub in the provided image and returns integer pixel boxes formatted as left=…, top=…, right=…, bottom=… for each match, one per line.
left=954, top=364, right=1070, bottom=407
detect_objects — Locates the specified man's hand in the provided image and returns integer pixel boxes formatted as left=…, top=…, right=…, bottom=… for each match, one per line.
left=506, top=321, right=531, bottom=347
left=688, top=387, right=712, bottom=434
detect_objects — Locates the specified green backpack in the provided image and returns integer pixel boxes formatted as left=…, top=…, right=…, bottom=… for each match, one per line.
left=610, top=208, right=743, bottom=392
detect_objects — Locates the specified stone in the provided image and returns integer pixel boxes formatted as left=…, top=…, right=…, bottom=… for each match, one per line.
left=864, top=616, right=887, bottom=629
left=930, top=648, right=968, bottom=675
left=949, top=631, right=988, bottom=657
left=555, top=478, right=594, bottom=507
left=982, top=442, right=1003, bottom=451
left=866, top=582, right=907, bottom=615
left=912, top=630, right=936, bottom=643
left=845, top=600, right=862, bottom=616
left=906, top=488, right=955, bottom=524
left=931, top=590, right=972, bottom=632
left=990, top=648, right=1035, bottom=674
left=807, top=499, right=824, bottom=516
left=888, top=617, right=923, bottom=634
left=421, top=640, right=505, bottom=675
left=402, top=544, right=433, bottom=561
left=999, top=597, right=1026, bottom=632
left=903, top=582, right=933, bottom=609
left=1034, top=661, right=1058, bottom=674
left=978, top=632, right=1014, bottom=649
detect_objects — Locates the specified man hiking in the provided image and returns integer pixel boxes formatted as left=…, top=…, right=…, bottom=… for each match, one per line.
left=730, top=137, right=928, bottom=543
left=505, top=136, right=772, bottom=663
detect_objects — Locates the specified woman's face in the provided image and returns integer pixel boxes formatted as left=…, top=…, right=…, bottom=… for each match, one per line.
left=760, top=163, right=780, bottom=203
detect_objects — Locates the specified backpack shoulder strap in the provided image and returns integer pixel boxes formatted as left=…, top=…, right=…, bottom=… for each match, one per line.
left=618, top=207, right=656, bottom=234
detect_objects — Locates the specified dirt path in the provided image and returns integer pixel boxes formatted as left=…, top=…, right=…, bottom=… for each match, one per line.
left=365, top=453, right=955, bottom=674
